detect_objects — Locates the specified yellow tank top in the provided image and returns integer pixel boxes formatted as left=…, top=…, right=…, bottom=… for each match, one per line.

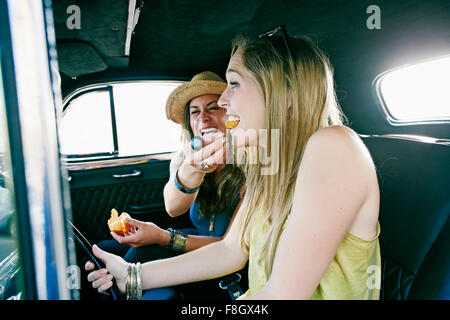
left=238, top=213, right=381, bottom=300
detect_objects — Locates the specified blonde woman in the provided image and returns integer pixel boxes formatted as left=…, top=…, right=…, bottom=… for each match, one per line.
left=86, top=26, right=381, bottom=300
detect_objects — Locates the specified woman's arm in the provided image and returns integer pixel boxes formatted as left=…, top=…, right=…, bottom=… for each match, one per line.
left=142, top=235, right=247, bottom=290
left=113, top=189, right=244, bottom=251
left=246, top=126, right=377, bottom=299
left=142, top=193, right=246, bottom=289
left=164, top=133, right=226, bottom=217
left=87, top=195, right=248, bottom=293
left=163, top=149, right=205, bottom=217
left=109, top=216, right=222, bottom=251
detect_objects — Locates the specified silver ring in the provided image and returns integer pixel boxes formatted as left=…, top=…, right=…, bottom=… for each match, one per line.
left=200, top=160, right=211, bottom=170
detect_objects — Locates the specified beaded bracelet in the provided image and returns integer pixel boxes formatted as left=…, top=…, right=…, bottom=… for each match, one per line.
left=165, top=228, right=175, bottom=249
left=164, top=228, right=187, bottom=252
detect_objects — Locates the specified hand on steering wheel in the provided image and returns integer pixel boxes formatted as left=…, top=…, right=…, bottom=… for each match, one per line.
left=68, top=221, right=122, bottom=299
left=85, top=245, right=128, bottom=295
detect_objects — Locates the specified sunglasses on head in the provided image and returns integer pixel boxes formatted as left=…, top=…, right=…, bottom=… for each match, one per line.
left=258, top=25, right=295, bottom=65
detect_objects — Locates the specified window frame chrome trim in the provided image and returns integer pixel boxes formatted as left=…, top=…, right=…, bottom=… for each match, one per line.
left=62, top=80, right=185, bottom=108
left=63, top=152, right=174, bottom=172
left=358, top=133, right=450, bottom=146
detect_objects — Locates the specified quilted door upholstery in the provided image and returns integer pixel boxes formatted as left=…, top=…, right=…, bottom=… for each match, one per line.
left=68, top=159, right=189, bottom=244
left=70, top=177, right=168, bottom=243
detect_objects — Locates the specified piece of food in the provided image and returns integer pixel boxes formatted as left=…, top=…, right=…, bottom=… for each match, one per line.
left=225, top=119, right=240, bottom=129
left=107, top=208, right=130, bottom=235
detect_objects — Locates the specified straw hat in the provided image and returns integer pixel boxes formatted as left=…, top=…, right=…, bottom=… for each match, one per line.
left=166, top=71, right=227, bottom=124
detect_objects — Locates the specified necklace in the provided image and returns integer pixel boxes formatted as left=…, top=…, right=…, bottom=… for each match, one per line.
left=209, top=213, right=216, bottom=232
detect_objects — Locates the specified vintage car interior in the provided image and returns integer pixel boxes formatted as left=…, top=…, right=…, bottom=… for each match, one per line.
left=0, top=0, right=448, bottom=300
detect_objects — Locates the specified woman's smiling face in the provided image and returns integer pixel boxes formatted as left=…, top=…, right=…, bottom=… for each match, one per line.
left=218, top=49, right=266, bottom=147
left=189, top=94, right=226, bottom=137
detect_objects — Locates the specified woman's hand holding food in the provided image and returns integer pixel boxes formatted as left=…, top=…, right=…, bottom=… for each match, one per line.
left=110, top=216, right=169, bottom=248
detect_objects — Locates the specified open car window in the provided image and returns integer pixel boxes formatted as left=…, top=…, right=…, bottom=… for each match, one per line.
left=60, top=89, right=114, bottom=156
left=61, top=81, right=184, bottom=159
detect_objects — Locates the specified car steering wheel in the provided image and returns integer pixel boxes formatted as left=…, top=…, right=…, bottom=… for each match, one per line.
left=67, top=220, right=120, bottom=300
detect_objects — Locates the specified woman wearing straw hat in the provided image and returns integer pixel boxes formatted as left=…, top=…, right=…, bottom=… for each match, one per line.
left=162, top=70, right=245, bottom=243
left=94, top=71, right=245, bottom=299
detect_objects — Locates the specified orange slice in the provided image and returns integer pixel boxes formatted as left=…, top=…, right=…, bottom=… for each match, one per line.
left=107, top=208, right=130, bottom=235
left=225, top=119, right=240, bottom=129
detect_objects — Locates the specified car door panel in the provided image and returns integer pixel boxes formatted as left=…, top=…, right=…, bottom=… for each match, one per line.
left=68, top=158, right=192, bottom=244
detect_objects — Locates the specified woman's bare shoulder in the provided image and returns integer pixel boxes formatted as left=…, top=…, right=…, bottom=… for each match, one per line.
left=306, top=126, right=379, bottom=239
left=297, top=125, right=377, bottom=203
left=306, top=125, right=374, bottom=167
left=308, top=125, right=360, bottom=146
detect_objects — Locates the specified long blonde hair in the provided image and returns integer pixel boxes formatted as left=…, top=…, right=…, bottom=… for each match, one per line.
left=233, top=35, right=347, bottom=278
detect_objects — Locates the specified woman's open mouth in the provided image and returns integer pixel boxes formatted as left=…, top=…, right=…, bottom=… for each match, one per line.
left=200, top=127, right=220, bottom=136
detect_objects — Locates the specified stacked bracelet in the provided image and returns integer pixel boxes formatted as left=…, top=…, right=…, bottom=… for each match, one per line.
left=165, top=228, right=188, bottom=252
left=126, top=262, right=142, bottom=300
left=136, top=263, right=142, bottom=300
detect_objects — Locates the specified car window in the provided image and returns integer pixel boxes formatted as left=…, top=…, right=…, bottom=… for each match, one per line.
left=376, top=55, right=450, bottom=125
left=0, top=64, right=23, bottom=300
left=60, top=81, right=183, bottom=159
left=60, top=89, right=114, bottom=156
